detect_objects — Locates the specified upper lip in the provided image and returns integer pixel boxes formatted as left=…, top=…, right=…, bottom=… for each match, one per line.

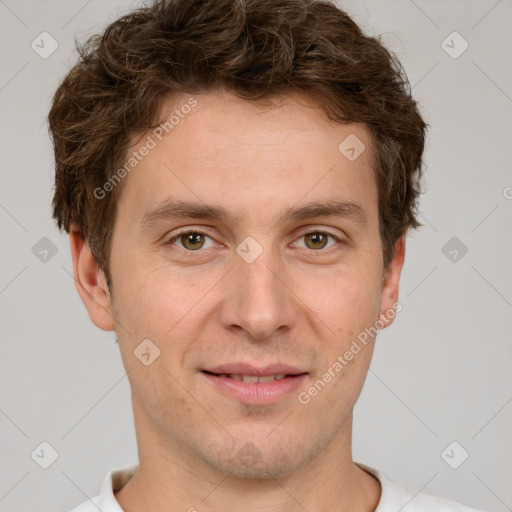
left=202, top=363, right=307, bottom=376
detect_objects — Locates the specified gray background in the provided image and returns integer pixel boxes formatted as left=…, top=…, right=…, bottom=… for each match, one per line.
left=0, top=0, right=511, bottom=511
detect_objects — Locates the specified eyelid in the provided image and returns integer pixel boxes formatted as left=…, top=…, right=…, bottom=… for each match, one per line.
left=294, top=225, right=346, bottom=240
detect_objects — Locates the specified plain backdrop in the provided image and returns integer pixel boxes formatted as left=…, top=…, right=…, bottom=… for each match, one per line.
left=0, top=1, right=511, bottom=511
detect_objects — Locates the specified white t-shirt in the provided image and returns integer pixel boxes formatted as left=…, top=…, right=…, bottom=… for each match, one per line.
left=68, top=462, right=486, bottom=511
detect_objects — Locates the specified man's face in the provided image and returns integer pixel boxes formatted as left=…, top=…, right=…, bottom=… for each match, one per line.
left=102, top=89, right=402, bottom=478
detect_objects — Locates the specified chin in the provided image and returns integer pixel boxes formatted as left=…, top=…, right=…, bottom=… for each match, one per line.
left=196, top=432, right=322, bottom=480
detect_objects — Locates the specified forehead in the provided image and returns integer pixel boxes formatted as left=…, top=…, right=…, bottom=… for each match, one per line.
left=116, top=89, right=378, bottom=227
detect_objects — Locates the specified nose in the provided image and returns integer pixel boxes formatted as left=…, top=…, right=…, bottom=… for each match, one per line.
left=219, top=241, right=298, bottom=340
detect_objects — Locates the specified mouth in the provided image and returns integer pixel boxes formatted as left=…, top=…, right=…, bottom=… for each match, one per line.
left=202, top=370, right=306, bottom=383
left=200, top=368, right=309, bottom=405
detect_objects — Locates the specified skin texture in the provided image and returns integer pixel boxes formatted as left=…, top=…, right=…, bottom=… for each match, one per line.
left=70, top=89, right=405, bottom=512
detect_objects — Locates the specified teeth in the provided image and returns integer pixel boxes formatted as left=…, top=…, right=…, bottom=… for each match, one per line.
left=226, top=374, right=288, bottom=383
left=258, top=375, right=276, bottom=383
left=243, top=375, right=259, bottom=383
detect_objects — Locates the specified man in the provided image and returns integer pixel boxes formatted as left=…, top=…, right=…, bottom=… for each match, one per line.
left=48, top=0, right=485, bottom=510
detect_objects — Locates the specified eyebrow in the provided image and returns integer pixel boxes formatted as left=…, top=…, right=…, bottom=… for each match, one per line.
left=139, top=197, right=366, bottom=230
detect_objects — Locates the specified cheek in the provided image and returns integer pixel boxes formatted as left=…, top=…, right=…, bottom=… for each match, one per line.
left=111, top=270, right=203, bottom=421
left=111, top=260, right=221, bottom=365
left=113, top=252, right=185, bottom=323
left=302, top=265, right=382, bottom=336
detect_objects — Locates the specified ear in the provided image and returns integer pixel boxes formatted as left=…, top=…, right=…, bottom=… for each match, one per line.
left=69, top=230, right=116, bottom=331
left=378, top=236, right=406, bottom=329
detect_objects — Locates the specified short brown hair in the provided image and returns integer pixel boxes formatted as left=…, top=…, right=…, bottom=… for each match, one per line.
left=49, top=0, right=427, bottom=288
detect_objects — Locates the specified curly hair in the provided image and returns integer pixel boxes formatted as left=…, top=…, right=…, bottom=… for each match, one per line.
left=48, top=0, right=427, bottom=288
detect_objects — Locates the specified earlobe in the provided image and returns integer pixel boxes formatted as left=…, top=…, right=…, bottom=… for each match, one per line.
left=69, top=230, right=116, bottom=331
left=378, top=236, right=406, bottom=329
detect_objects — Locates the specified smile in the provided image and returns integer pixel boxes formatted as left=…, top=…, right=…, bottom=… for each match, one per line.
left=201, top=370, right=308, bottom=404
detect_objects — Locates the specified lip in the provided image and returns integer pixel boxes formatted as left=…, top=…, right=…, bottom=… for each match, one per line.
left=203, top=362, right=306, bottom=376
left=202, top=372, right=308, bottom=405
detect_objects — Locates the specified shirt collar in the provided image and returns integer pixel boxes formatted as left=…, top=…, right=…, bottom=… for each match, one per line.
left=97, top=463, right=138, bottom=511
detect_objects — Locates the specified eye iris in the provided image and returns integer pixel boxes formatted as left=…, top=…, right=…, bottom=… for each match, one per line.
left=305, top=232, right=328, bottom=249
left=181, top=232, right=204, bottom=250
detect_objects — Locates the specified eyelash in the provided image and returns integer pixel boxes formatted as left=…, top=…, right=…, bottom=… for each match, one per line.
left=164, top=229, right=344, bottom=254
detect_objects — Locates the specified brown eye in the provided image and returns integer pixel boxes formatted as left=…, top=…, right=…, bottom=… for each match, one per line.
left=167, top=230, right=214, bottom=251
left=303, top=232, right=329, bottom=250
left=180, top=232, right=205, bottom=250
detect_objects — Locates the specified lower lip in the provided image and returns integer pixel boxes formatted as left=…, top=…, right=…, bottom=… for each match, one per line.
left=202, top=372, right=308, bottom=405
